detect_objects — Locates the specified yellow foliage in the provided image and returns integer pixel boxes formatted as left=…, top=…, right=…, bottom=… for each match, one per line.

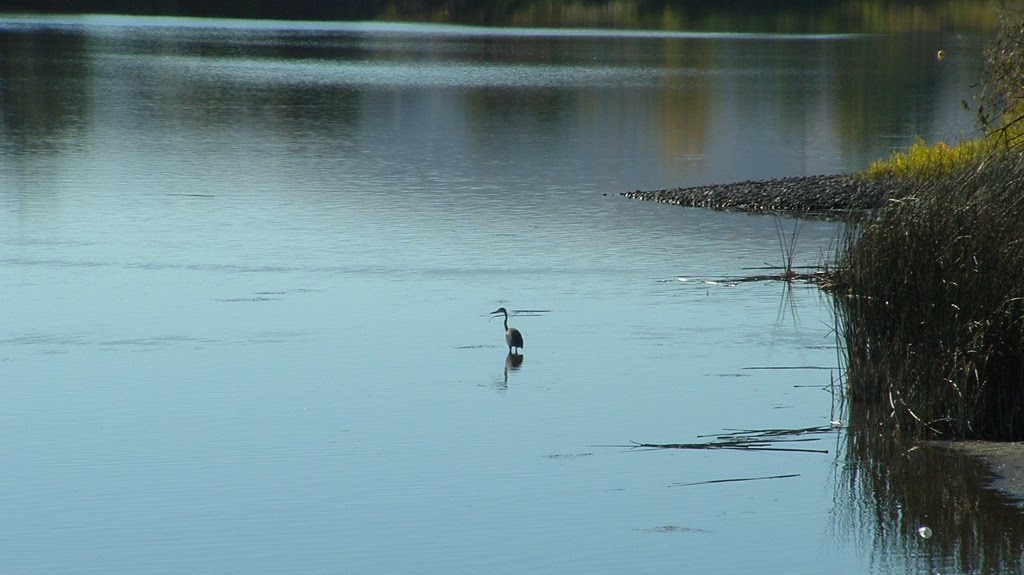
left=864, top=136, right=997, bottom=180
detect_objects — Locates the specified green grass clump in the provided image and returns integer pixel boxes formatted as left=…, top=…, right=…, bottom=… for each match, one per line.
left=833, top=151, right=1024, bottom=440
left=863, top=136, right=997, bottom=180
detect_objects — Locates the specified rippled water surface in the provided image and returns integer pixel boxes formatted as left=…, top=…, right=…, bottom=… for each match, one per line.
left=0, top=15, right=1007, bottom=574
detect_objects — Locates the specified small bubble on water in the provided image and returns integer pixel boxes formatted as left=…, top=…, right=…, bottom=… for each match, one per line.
left=917, top=526, right=933, bottom=539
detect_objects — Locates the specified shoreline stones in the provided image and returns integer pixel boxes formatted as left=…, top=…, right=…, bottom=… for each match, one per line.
left=621, top=174, right=887, bottom=215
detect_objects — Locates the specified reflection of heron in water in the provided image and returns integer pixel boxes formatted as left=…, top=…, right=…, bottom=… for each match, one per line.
left=503, top=352, right=524, bottom=385
left=505, top=353, right=524, bottom=371
left=490, top=307, right=524, bottom=355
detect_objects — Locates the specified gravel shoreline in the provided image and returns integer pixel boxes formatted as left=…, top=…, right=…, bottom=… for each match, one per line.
left=621, top=174, right=887, bottom=214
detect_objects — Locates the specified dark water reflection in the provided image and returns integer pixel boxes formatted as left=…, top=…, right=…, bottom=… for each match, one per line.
left=0, top=29, right=90, bottom=158
left=840, top=401, right=1024, bottom=574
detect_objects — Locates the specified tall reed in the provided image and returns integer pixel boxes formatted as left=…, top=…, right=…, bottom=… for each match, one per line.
left=832, top=152, right=1024, bottom=439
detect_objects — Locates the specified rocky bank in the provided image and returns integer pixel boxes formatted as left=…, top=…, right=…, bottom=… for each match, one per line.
left=621, top=174, right=887, bottom=214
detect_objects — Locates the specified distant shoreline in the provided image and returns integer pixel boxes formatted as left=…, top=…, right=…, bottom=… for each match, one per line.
left=621, top=174, right=887, bottom=216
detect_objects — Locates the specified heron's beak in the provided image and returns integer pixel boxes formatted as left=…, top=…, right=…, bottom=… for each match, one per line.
left=489, top=309, right=503, bottom=315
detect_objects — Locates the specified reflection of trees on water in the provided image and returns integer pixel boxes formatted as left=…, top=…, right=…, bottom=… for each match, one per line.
left=0, top=30, right=91, bottom=158
left=0, top=30, right=93, bottom=217
left=0, top=16, right=986, bottom=194
left=837, top=399, right=1024, bottom=575
left=829, top=32, right=975, bottom=167
left=8, top=1, right=1000, bottom=34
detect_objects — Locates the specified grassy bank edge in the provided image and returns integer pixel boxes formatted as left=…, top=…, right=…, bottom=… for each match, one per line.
left=830, top=135, right=1024, bottom=441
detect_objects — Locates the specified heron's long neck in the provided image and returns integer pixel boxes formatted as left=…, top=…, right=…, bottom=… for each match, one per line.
left=503, top=313, right=509, bottom=331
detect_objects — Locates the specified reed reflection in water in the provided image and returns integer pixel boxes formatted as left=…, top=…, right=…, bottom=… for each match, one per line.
left=837, top=400, right=1024, bottom=575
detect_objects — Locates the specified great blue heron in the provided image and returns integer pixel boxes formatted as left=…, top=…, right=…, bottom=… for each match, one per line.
left=490, top=307, right=524, bottom=355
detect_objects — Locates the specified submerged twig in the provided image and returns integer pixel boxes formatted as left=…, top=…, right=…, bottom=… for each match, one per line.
left=630, top=441, right=827, bottom=454
left=673, top=473, right=800, bottom=487
left=741, top=365, right=835, bottom=370
left=700, top=425, right=835, bottom=438
left=627, top=425, right=835, bottom=454
left=678, top=268, right=830, bottom=286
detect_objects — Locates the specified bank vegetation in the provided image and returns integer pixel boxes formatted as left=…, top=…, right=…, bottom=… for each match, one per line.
left=831, top=6, right=1024, bottom=440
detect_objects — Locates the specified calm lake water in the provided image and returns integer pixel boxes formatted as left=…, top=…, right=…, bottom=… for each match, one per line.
left=1, top=14, right=1019, bottom=575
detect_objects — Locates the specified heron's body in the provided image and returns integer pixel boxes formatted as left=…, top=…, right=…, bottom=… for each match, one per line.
left=491, top=307, right=524, bottom=355
left=505, top=326, right=524, bottom=354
